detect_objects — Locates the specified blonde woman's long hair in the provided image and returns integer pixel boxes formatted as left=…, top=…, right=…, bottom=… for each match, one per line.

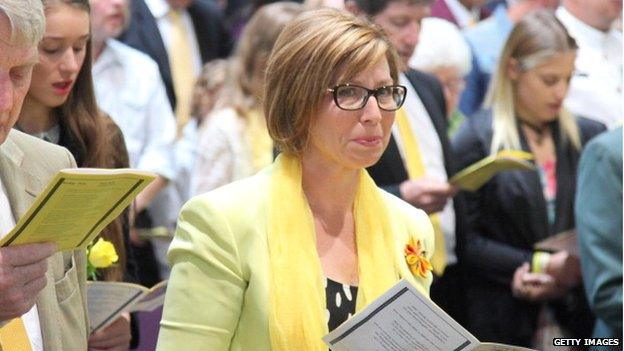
left=485, top=10, right=580, bottom=155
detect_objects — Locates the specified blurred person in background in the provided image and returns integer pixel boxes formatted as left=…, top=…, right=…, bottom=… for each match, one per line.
left=346, top=0, right=467, bottom=326
left=453, top=10, right=606, bottom=348
left=556, top=0, right=623, bottom=128
left=121, top=0, right=232, bottom=132
left=90, top=0, right=177, bottom=289
left=175, top=59, right=229, bottom=207
left=410, top=17, right=472, bottom=136
left=459, top=0, right=559, bottom=117
left=157, top=9, right=434, bottom=350
left=15, top=0, right=139, bottom=349
left=191, top=2, right=303, bottom=195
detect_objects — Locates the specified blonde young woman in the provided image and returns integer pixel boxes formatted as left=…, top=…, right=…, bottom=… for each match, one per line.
left=158, top=9, right=434, bottom=351
left=452, top=10, right=606, bottom=348
left=191, top=2, right=303, bottom=195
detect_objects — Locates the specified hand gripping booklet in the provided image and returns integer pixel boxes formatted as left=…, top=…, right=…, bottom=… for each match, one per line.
left=323, top=280, right=537, bottom=351
left=450, top=150, right=535, bottom=192
left=0, top=168, right=155, bottom=251
left=87, top=280, right=168, bottom=332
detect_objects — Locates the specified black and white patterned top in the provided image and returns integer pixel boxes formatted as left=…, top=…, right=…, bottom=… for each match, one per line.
left=325, top=277, right=358, bottom=331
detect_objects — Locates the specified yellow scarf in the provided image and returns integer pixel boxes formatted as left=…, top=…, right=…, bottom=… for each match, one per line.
left=245, top=109, right=274, bottom=172
left=267, top=154, right=401, bottom=350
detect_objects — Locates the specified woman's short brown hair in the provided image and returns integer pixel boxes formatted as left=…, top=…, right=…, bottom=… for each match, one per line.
left=264, top=8, right=400, bottom=155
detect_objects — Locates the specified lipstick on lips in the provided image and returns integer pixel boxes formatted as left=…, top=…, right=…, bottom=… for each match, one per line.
left=52, top=80, right=73, bottom=95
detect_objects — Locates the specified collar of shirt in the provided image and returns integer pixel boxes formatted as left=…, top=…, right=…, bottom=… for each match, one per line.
left=556, top=6, right=616, bottom=51
left=93, top=39, right=122, bottom=75
left=444, top=0, right=475, bottom=28
left=144, top=0, right=170, bottom=19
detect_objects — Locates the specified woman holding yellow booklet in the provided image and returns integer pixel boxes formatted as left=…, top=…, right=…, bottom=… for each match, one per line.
left=452, top=10, right=606, bottom=349
left=157, top=8, right=434, bottom=351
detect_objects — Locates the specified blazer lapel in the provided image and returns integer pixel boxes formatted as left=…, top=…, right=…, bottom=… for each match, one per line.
left=0, top=135, right=42, bottom=219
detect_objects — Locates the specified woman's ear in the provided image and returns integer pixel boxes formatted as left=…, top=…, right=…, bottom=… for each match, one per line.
left=507, top=58, right=520, bottom=81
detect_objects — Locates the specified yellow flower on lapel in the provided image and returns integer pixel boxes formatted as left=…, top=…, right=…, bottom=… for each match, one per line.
left=404, top=237, right=432, bottom=278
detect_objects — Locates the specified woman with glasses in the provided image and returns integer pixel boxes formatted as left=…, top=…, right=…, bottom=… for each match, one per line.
left=452, top=11, right=605, bottom=348
left=157, top=8, right=434, bottom=351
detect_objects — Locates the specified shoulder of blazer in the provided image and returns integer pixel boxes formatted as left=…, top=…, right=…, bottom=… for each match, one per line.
left=7, top=129, right=74, bottom=170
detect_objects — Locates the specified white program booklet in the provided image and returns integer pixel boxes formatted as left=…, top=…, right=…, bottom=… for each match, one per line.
left=323, top=280, right=536, bottom=351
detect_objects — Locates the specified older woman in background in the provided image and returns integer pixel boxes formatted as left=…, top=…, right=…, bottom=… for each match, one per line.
left=410, top=17, right=472, bottom=136
left=453, top=10, right=605, bottom=348
left=191, top=2, right=303, bottom=195
left=158, top=8, right=434, bottom=351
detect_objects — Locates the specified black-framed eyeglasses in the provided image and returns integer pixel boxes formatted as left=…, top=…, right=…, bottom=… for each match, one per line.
left=327, top=84, right=407, bottom=111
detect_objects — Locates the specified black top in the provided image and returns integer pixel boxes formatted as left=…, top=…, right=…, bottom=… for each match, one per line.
left=325, top=278, right=357, bottom=332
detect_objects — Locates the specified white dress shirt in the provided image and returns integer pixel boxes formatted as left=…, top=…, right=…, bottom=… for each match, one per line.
left=144, top=0, right=202, bottom=77
left=0, top=179, right=43, bottom=351
left=93, top=39, right=176, bottom=179
left=556, top=6, right=623, bottom=129
left=392, top=74, right=457, bottom=265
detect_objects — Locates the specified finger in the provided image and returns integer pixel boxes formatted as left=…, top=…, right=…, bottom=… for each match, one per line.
left=14, top=260, right=48, bottom=286
left=20, top=275, right=48, bottom=302
left=522, top=273, right=554, bottom=286
left=1, top=243, right=57, bottom=266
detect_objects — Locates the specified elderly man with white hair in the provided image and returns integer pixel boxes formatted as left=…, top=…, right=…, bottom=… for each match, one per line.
left=0, top=0, right=89, bottom=349
left=410, top=17, right=472, bottom=136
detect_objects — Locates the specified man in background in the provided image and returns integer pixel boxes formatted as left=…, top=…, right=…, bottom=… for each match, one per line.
left=121, top=0, right=232, bottom=131
left=557, top=0, right=623, bottom=128
left=346, top=0, right=467, bottom=325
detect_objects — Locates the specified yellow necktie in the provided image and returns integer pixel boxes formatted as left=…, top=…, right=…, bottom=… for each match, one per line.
left=395, top=107, right=447, bottom=276
left=168, top=9, right=195, bottom=134
left=0, top=318, right=32, bottom=351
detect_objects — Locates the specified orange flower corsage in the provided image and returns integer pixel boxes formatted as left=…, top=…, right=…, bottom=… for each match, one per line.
left=404, top=237, right=432, bottom=278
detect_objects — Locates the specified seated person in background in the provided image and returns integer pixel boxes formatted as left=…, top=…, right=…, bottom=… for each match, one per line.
left=191, top=2, right=304, bottom=195
left=157, top=8, right=434, bottom=350
left=0, top=0, right=88, bottom=349
left=15, top=0, right=138, bottom=349
left=453, top=10, right=606, bottom=348
left=576, top=128, right=623, bottom=348
left=410, top=17, right=472, bottom=136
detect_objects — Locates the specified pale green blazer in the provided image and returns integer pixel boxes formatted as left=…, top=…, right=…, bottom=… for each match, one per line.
left=157, top=165, right=434, bottom=351
left=0, top=129, right=88, bottom=350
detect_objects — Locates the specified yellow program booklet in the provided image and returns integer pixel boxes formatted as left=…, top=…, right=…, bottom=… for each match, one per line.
left=450, top=150, right=535, bottom=191
left=87, top=280, right=168, bottom=332
left=0, top=168, right=155, bottom=251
